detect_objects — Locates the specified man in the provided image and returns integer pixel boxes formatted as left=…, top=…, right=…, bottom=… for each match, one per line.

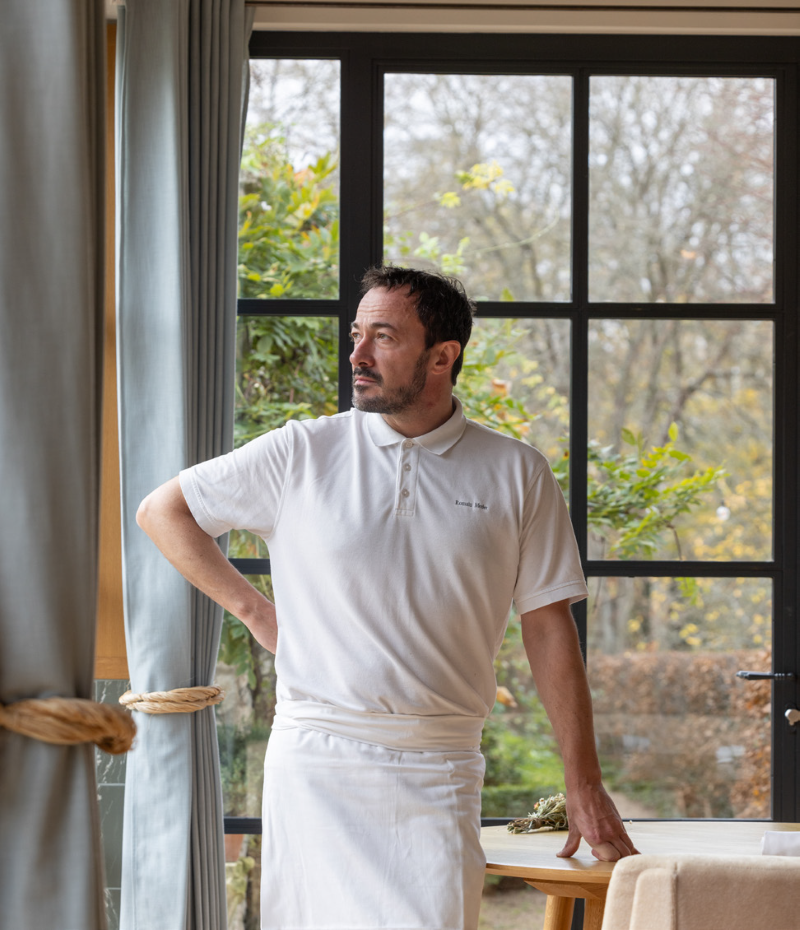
left=138, top=266, right=637, bottom=930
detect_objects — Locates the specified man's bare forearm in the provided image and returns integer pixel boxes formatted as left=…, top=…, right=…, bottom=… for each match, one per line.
left=521, top=599, right=637, bottom=860
left=521, top=600, right=601, bottom=787
left=136, top=477, right=277, bottom=653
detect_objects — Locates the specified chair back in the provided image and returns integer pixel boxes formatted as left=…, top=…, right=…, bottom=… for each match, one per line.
left=600, top=853, right=800, bottom=930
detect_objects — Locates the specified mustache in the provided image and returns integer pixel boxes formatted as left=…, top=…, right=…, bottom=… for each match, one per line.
left=352, top=367, right=383, bottom=385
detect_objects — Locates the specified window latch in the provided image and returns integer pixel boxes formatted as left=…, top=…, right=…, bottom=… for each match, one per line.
left=736, top=670, right=797, bottom=681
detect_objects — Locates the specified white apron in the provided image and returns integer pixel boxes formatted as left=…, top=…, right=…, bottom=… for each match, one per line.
left=261, top=701, right=486, bottom=930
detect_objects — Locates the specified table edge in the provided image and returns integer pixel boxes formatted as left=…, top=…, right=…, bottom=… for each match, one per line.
left=485, top=862, right=612, bottom=884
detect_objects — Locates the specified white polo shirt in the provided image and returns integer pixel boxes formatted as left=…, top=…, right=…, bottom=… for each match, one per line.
left=180, top=397, right=587, bottom=721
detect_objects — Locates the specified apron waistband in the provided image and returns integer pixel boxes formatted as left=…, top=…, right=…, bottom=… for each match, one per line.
left=272, top=700, right=484, bottom=753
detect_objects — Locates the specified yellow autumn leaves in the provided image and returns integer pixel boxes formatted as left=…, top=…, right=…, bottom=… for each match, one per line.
left=437, top=159, right=515, bottom=210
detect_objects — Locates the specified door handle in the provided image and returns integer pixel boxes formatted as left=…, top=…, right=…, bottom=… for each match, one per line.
left=786, top=709, right=800, bottom=727
left=736, top=670, right=797, bottom=681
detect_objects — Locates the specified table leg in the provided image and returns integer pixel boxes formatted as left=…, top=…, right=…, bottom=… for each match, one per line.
left=525, top=879, right=607, bottom=930
left=583, top=897, right=606, bottom=930
left=542, top=894, right=575, bottom=930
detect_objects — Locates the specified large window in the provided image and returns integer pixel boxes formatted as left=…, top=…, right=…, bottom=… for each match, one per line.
left=219, top=37, right=800, bottom=872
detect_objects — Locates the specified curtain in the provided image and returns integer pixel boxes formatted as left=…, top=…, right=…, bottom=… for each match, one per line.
left=115, top=2, right=250, bottom=928
left=0, top=2, right=107, bottom=929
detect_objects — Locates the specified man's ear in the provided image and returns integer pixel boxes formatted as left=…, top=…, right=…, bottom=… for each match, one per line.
left=429, top=341, right=462, bottom=377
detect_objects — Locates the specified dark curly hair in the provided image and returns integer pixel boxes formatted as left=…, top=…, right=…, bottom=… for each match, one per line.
left=360, top=265, right=476, bottom=385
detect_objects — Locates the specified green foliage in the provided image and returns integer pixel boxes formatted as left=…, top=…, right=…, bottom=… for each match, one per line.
left=459, top=322, right=541, bottom=440
left=481, top=785, right=562, bottom=818
left=235, top=316, right=338, bottom=446
left=588, top=426, right=727, bottom=559
left=386, top=160, right=514, bottom=283
left=218, top=716, right=273, bottom=817
left=219, top=609, right=259, bottom=690
left=412, top=232, right=470, bottom=276
left=238, top=123, right=339, bottom=300
left=225, top=854, right=255, bottom=925
left=482, top=614, right=566, bottom=816
left=218, top=575, right=277, bottom=723
left=482, top=713, right=564, bottom=790
left=218, top=723, right=250, bottom=815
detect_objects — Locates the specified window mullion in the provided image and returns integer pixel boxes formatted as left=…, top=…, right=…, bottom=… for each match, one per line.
left=338, top=48, right=380, bottom=411
left=571, top=70, right=591, bottom=571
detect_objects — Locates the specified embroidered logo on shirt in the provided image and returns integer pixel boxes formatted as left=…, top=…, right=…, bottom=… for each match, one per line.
left=455, top=499, right=489, bottom=510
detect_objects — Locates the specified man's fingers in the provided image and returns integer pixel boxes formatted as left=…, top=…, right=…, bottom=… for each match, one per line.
left=556, top=825, right=582, bottom=858
left=590, top=843, right=620, bottom=861
left=562, top=823, right=639, bottom=861
left=620, top=831, right=640, bottom=855
left=590, top=838, right=636, bottom=861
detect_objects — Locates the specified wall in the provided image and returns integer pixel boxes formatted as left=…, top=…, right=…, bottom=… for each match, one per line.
left=248, top=0, right=800, bottom=34
left=95, top=22, right=127, bottom=679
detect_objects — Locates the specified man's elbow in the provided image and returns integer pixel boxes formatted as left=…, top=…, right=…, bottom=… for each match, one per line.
left=136, top=476, right=187, bottom=536
left=136, top=491, right=156, bottom=533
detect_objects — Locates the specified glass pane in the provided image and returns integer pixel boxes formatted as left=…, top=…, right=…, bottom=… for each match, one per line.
left=588, top=319, right=773, bottom=561
left=95, top=680, right=129, bottom=930
left=384, top=73, right=572, bottom=301
left=240, top=60, right=340, bottom=299
left=590, top=76, right=774, bottom=303
left=466, top=318, right=570, bottom=486
left=235, top=315, right=338, bottom=445
left=588, top=576, right=772, bottom=818
left=225, top=834, right=262, bottom=929
left=456, top=318, right=572, bottom=817
left=232, top=314, right=338, bottom=559
left=217, top=576, right=276, bottom=818
left=228, top=529, right=269, bottom=561
left=483, top=611, right=566, bottom=818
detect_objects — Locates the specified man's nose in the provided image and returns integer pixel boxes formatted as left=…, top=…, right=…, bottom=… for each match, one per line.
left=350, top=337, right=373, bottom=369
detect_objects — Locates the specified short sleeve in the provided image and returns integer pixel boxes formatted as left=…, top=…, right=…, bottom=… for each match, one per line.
left=179, top=424, right=293, bottom=539
left=513, top=460, right=588, bottom=614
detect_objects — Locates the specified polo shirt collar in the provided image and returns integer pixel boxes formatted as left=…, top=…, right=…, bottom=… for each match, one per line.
left=365, top=396, right=467, bottom=455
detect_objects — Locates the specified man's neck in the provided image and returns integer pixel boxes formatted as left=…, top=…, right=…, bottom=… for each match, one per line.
left=380, top=394, right=456, bottom=438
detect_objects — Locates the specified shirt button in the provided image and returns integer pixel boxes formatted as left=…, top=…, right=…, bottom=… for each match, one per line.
left=401, top=489, right=410, bottom=498
left=403, top=440, right=414, bottom=449
left=404, top=463, right=411, bottom=472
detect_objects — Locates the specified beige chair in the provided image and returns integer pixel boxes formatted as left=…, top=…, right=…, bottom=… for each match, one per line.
left=600, top=854, right=800, bottom=930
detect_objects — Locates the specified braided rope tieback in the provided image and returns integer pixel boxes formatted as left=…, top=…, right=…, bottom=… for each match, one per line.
left=119, top=685, right=224, bottom=715
left=0, top=697, right=136, bottom=755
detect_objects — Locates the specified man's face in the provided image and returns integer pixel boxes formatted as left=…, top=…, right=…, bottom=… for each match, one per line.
left=350, top=286, right=431, bottom=415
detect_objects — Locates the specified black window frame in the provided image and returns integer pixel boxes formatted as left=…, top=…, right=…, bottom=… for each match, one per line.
left=227, top=32, right=800, bottom=833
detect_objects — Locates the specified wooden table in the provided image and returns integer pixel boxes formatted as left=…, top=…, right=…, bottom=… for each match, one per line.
left=481, top=820, right=800, bottom=930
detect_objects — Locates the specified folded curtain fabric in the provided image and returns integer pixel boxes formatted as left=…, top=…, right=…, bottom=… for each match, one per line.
left=115, top=2, right=251, bottom=927
left=0, top=2, right=106, bottom=928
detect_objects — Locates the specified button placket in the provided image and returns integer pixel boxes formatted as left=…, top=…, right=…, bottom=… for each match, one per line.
left=395, top=440, right=420, bottom=515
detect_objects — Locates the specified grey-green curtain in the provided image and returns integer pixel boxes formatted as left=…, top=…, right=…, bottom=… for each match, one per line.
left=0, top=2, right=107, bottom=929
left=115, top=2, right=250, bottom=928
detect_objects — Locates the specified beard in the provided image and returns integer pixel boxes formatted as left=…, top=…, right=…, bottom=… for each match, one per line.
left=352, top=350, right=430, bottom=415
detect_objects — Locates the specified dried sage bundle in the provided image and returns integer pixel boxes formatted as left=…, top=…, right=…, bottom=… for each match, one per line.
left=507, top=792, right=568, bottom=834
